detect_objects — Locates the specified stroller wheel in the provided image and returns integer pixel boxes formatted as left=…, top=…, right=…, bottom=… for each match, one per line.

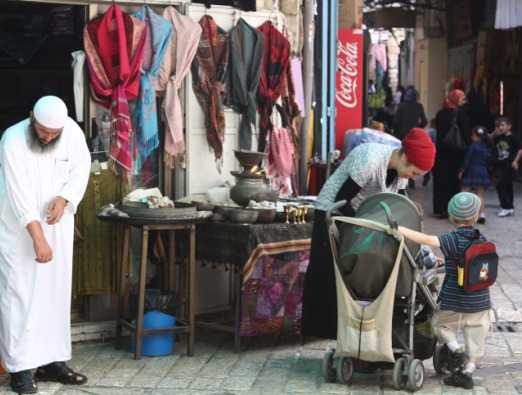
left=392, top=357, right=408, bottom=390
left=336, top=357, right=354, bottom=385
left=406, top=359, right=424, bottom=392
left=322, top=349, right=336, bottom=383
left=433, top=343, right=449, bottom=375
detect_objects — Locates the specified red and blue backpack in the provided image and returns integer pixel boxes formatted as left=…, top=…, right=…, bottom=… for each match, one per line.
left=457, top=230, right=498, bottom=291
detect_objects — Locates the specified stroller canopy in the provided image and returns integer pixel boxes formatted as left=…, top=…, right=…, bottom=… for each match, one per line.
left=338, top=192, right=423, bottom=299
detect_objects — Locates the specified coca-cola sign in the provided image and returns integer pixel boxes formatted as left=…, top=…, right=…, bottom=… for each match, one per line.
left=336, top=41, right=358, bottom=108
left=335, top=29, right=363, bottom=151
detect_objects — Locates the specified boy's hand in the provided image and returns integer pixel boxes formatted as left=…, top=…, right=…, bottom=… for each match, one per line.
left=458, top=170, right=463, bottom=179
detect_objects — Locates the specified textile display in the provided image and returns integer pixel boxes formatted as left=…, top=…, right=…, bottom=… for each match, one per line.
left=257, top=21, right=291, bottom=152
left=157, top=6, right=202, bottom=163
left=228, top=19, right=264, bottom=150
left=290, top=57, right=305, bottom=116
left=240, top=250, right=310, bottom=336
left=132, top=6, right=172, bottom=172
left=71, top=50, right=85, bottom=123
left=495, top=0, right=522, bottom=29
left=84, top=5, right=147, bottom=171
left=74, top=170, right=124, bottom=296
left=191, top=16, right=229, bottom=163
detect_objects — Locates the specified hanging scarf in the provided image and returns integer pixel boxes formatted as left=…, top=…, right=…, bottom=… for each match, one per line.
left=84, top=5, right=146, bottom=171
left=191, top=16, right=229, bottom=164
left=257, top=21, right=290, bottom=152
left=156, top=7, right=202, bottom=166
left=228, top=18, right=264, bottom=151
left=131, top=6, right=172, bottom=172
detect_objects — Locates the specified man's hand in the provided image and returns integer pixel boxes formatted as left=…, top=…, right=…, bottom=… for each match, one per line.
left=512, top=161, right=519, bottom=171
left=46, top=196, right=67, bottom=225
left=33, top=238, right=53, bottom=263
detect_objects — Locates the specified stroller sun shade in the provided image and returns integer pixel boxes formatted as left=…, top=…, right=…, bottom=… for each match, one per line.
left=338, top=193, right=422, bottom=299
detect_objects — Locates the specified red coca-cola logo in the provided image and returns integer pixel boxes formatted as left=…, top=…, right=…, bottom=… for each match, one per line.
left=336, top=41, right=358, bottom=109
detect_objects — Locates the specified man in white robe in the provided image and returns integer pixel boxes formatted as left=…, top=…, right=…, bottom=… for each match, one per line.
left=0, top=96, right=91, bottom=394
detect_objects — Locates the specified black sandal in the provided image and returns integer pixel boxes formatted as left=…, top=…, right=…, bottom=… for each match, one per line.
left=35, top=362, right=88, bottom=385
left=10, top=370, right=38, bottom=394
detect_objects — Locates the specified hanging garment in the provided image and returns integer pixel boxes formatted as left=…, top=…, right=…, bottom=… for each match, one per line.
left=228, top=18, right=264, bottom=151
left=0, top=118, right=91, bottom=372
left=191, top=16, right=229, bottom=163
left=84, top=5, right=147, bottom=171
left=257, top=21, right=291, bottom=152
left=74, top=169, right=123, bottom=296
left=290, top=57, right=305, bottom=116
left=156, top=6, right=202, bottom=164
left=267, top=126, right=294, bottom=197
left=71, top=50, right=85, bottom=123
left=495, top=0, right=522, bottom=29
left=131, top=6, right=172, bottom=172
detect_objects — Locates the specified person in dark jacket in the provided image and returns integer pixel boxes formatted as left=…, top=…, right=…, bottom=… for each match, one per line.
left=393, top=86, right=428, bottom=140
left=433, top=89, right=471, bottom=217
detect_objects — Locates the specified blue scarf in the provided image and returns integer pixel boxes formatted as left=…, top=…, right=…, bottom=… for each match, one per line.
left=132, top=6, right=172, bottom=172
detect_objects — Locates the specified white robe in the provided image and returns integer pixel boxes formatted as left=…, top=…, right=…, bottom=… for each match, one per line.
left=0, top=118, right=91, bottom=372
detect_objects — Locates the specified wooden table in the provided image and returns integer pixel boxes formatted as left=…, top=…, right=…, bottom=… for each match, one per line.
left=97, top=213, right=203, bottom=359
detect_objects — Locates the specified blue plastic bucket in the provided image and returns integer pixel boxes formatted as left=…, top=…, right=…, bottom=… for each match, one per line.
left=131, top=310, right=176, bottom=356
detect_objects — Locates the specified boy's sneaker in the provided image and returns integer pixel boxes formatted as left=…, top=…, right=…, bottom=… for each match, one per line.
left=477, top=214, right=486, bottom=224
left=443, top=371, right=474, bottom=389
left=446, top=349, right=466, bottom=372
left=497, top=209, right=514, bottom=217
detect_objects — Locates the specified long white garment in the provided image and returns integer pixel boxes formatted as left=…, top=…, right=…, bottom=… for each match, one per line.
left=495, top=0, right=522, bottom=29
left=71, top=51, right=86, bottom=122
left=0, top=118, right=91, bottom=372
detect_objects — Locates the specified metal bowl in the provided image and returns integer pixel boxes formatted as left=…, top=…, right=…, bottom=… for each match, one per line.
left=254, top=208, right=277, bottom=223
left=234, top=150, right=267, bottom=169
left=228, top=208, right=259, bottom=224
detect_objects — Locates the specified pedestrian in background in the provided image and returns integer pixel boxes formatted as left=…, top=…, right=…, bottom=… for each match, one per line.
left=433, top=89, right=470, bottom=218
left=459, top=126, right=492, bottom=224
left=489, top=117, right=522, bottom=217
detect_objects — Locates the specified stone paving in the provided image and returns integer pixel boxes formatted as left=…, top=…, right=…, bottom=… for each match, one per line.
left=1, top=181, right=522, bottom=395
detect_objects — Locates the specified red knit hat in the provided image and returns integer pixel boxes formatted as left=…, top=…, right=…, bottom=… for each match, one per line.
left=402, top=128, right=436, bottom=172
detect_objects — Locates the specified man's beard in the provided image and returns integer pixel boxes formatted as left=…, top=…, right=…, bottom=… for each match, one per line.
left=28, top=121, right=62, bottom=154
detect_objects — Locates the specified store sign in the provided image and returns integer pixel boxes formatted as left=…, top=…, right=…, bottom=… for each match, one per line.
left=335, top=29, right=363, bottom=151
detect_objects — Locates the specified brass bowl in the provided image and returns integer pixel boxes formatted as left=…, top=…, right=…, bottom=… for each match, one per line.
left=228, top=208, right=259, bottom=224
left=254, top=208, right=277, bottom=223
left=234, top=150, right=267, bottom=169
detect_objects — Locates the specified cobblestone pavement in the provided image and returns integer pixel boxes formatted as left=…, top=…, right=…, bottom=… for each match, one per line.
left=1, top=181, right=521, bottom=395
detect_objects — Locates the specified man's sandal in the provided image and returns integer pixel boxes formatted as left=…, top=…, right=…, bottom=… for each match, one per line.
left=34, top=362, right=88, bottom=385
left=10, top=370, right=38, bottom=394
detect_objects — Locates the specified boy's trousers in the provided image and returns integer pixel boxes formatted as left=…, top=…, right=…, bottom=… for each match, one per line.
left=496, top=167, right=514, bottom=209
left=432, top=310, right=491, bottom=360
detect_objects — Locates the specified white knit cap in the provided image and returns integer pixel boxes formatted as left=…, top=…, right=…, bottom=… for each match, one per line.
left=33, top=96, right=68, bottom=129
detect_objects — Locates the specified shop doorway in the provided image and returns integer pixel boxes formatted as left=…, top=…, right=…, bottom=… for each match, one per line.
left=0, top=1, right=87, bottom=321
left=0, top=2, right=86, bottom=135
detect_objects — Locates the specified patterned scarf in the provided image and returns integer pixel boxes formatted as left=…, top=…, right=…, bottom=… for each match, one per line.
left=132, top=6, right=172, bottom=172
left=228, top=18, right=264, bottom=151
left=257, top=21, right=290, bottom=152
left=156, top=6, right=202, bottom=165
left=191, top=16, right=229, bottom=164
left=84, top=5, right=146, bottom=171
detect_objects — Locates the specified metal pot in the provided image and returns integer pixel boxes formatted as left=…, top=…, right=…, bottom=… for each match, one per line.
left=230, top=174, right=270, bottom=207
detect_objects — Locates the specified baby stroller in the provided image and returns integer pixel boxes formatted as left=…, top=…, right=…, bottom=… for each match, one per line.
left=322, top=193, right=440, bottom=392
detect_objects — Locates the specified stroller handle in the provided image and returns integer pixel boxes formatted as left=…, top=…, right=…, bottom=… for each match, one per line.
left=326, top=200, right=347, bottom=224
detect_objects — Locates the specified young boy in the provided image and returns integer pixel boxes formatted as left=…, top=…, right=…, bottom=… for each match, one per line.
left=489, top=117, right=522, bottom=217
left=398, top=192, right=491, bottom=389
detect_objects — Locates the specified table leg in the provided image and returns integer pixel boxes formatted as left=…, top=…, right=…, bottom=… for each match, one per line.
left=234, top=267, right=242, bottom=353
left=188, top=225, right=196, bottom=356
left=169, top=231, right=176, bottom=291
left=116, top=225, right=131, bottom=349
left=135, top=226, right=149, bottom=360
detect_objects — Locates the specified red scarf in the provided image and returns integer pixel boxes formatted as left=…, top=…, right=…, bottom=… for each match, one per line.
left=84, top=5, right=146, bottom=171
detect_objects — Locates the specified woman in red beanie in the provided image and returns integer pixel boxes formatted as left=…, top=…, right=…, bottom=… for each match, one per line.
left=302, top=128, right=436, bottom=340
left=433, top=89, right=471, bottom=217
